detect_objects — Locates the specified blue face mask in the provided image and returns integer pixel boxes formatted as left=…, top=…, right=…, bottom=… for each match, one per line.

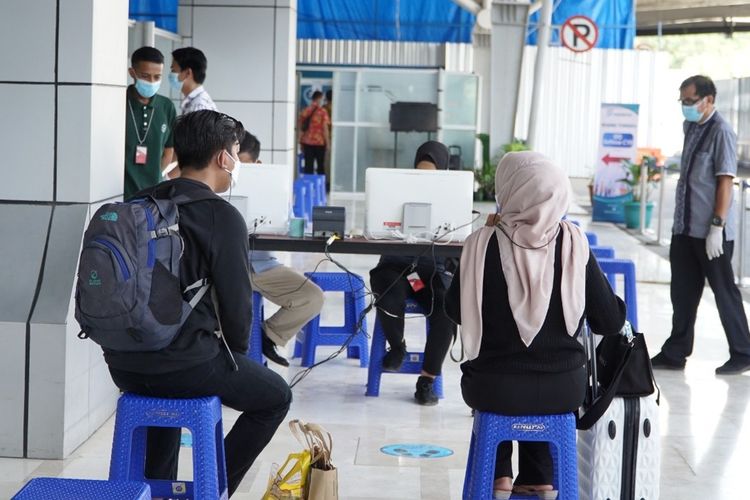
left=168, top=72, right=182, bottom=91
left=135, top=78, right=161, bottom=98
left=681, top=98, right=704, bottom=122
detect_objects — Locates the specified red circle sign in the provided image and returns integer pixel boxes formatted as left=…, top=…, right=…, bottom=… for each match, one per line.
left=561, top=15, right=598, bottom=53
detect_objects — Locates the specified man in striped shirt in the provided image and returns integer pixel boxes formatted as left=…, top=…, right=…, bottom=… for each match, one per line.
left=170, top=47, right=217, bottom=115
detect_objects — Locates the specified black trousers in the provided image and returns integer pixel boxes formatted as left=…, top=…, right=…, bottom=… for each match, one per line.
left=661, top=234, right=750, bottom=363
left=462, top=365, right=587, bottom=484
left=109, top=352, right=292, bottom=497
left=302, top=144, right=326, bottom=175
left=369, top=265, right=456, bottom=376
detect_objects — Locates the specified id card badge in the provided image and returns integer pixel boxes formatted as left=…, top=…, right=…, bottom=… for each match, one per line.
left=135, top=145, right=148, bottom=164
left=407, top=272, right=425, bottom=293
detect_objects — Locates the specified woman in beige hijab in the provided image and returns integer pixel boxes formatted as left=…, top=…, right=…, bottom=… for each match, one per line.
left=446, top=152, right=626, bottom=498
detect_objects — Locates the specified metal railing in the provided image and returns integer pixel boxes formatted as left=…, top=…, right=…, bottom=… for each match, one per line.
left=738, top=179, right=749, bottom=286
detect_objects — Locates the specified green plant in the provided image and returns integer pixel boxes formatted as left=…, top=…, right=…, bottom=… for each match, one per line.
left=617, top=157, right=661, bottom=202
left=474, top=135, right=529, bottom=200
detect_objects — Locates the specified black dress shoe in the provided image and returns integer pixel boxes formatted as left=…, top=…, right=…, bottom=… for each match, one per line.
left=715, top=357, right=750, bottom=375
left=650, top=352, right=685, bottom=370
left=262, top=333, right=289, bottom=367
left=382, top=340, right=406, bottom=372
left=414, top=376, right=439, bottom=406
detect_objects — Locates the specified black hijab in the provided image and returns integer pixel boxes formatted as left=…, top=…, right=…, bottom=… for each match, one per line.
left=414, top=141, right=450, bottom=170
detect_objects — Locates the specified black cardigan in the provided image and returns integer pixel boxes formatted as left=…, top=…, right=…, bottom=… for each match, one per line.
left=446, top=231, right=626, bottom=375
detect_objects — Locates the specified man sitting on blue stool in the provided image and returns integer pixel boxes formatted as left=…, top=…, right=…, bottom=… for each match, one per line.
left=239, top=131, right=325, bottom=366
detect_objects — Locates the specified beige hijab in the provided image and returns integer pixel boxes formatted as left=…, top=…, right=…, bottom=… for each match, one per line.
left=460, top=151, right=589, bottom=359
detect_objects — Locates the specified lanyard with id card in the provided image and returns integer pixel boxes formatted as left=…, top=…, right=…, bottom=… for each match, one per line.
left=128, top=100, right=154, bottom=165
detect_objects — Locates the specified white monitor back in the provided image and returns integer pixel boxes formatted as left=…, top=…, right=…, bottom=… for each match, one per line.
left=365, top=168, right=474, bottom=241
left=224, top=163, right=293, bottom=234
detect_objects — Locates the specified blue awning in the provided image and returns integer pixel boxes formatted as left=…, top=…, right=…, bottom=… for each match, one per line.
left=298, top=0, right=475, bottom=43
left=129, top=0, right=177, bottom=33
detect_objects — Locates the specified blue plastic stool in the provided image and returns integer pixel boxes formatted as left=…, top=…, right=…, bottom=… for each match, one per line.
left=300, top=174, right=327, bottom=206
left=12, top=478, right=151, bottom=500
left=585, top=231, right=598, bottom=246
left=293, top=180, right=308, bottom=221
left=293, top=272, right=369, bottom=367
left=598, top=258, right=638, bottom=330
left=366, top=299, right=444, bottom=398
left=109, top=394, right=228, bottom=500
left=590, top=245, right=615, bottom=259
left=462, top=412, right=578, bottom=500
left=247, top=291, right=265, bottom=364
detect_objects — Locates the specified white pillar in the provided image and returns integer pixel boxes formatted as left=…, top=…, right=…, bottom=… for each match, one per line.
left=0, top=0, right=128, bottom=458
left=179, top=0, right=298, bottom=165
left=526, top=0, right=553, bottom=150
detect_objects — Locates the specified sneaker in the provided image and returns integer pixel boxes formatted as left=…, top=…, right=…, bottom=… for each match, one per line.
left=262, top=332, right=289, bottom=367
left=414, top=376, right=439, bottom=406
left=382, top=340, right=406, bottom=372
left=650, top=352, right=685, bottom=371
left=715, top=357, right=750, bottom=375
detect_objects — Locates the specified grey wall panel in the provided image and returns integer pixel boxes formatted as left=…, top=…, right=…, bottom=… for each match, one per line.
left=0, top=205, right=52, bottom=322
left=0, top=85, right=55, bottom=202
left=0, top=321, right=26, bottom=457
left=26, top=323, right=67, bottom=459
left=0, top=0, right=56, bottom=82
left=31, top=204, right=88, bottom=324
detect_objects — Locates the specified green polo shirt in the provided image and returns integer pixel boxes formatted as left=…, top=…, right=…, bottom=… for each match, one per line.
left=124, top=86, right=177, bottom=200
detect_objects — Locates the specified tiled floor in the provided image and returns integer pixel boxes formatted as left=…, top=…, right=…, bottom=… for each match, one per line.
left=3, top=190, right=750, bottom=499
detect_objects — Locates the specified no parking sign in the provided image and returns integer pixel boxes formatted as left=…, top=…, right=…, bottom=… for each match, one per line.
left=561, top=15, right=598, bottom=53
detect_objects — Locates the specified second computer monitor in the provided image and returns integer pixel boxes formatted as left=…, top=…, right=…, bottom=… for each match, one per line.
left=364, top=167, right=474, bottom=241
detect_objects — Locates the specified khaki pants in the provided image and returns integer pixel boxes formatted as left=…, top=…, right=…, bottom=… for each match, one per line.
left=251, top=265, right=325, bottom=346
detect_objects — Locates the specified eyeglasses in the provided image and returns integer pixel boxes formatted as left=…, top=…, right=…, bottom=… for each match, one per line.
left=679, top=96, right=704, bottom=106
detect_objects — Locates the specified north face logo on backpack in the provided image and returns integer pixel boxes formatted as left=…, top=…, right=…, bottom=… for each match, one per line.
left=88, top=270, right=102, bottom=286
left=99, top=212, right=118, bottom=222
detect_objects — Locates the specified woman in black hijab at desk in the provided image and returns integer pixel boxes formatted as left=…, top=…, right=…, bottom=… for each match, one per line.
left=369, top=140, right=457, bottom=406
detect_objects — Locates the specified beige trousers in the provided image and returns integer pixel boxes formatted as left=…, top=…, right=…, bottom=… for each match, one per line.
left=251, top=265, right=325, bottom=346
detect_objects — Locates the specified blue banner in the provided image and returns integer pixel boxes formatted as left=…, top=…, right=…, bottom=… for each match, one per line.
left=298, top=0, right=474, bottom=43
left=528, top=0, right=635, bottom=50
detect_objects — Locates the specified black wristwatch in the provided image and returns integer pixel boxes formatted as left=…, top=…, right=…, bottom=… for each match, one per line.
left=711, top=215, right=726, bottom=227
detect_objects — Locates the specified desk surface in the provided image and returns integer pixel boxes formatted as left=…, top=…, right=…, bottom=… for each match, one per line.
left=249, top=234, right=463, bottom=258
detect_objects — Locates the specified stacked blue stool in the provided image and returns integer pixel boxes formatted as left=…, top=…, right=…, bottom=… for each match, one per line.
left=463, top=412, right=578, bottom=500
left=585, top=231, right=598, bottom=246
left=12, top=478, right=151, bottom=500
left=590, top=245, right=615, bottom=259
left=293, top=180, right=309, bottom=221
left=293, top=272, right=369, bottom=367
left=598, top=257, right=638, bottom=330
left=109, top=394, right=228, bottom=500
left=300, top=174, right=327, bottom=206
left=366, top=299, right=444, bottom=398
left=246, top=291, right=265, bottom=364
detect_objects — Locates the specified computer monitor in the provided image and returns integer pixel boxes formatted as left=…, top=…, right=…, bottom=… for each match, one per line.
left=364, top=167, right=475, bottom=241
left=224, top=163, right=293, bottom=234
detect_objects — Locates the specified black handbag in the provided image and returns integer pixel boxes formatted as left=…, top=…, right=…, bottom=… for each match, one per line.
left=577, top=329, right=660, bottom=430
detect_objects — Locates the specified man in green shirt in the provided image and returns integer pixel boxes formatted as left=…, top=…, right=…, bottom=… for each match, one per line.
left=124, top=46, right=177, bottom=200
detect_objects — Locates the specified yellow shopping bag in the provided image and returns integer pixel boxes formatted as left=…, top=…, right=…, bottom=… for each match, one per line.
left=262, top=449, right=312, bottom=500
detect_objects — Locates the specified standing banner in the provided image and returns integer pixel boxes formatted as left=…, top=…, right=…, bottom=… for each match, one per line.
left=592, top=103, right=639, bottom=222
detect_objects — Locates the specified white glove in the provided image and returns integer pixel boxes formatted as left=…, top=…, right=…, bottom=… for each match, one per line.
left=706, top=225, right=724, bottom=261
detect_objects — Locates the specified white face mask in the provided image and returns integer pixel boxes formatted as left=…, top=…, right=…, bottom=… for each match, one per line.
left=223, top=151, right=241, bottom=189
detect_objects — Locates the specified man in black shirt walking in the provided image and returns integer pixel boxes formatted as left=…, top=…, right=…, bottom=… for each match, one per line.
left=106, top=110, right=292, bottom=497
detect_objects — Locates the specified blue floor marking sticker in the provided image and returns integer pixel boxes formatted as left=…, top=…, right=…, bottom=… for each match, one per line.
left=380, top=443, right=453, bottom=458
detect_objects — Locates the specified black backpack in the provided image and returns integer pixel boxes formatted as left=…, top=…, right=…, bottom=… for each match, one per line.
left=75, top=190, right=216, bottom=351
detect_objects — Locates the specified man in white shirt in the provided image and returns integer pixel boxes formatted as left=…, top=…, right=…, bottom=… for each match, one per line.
left=170, top=47, right=217, bottom=115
